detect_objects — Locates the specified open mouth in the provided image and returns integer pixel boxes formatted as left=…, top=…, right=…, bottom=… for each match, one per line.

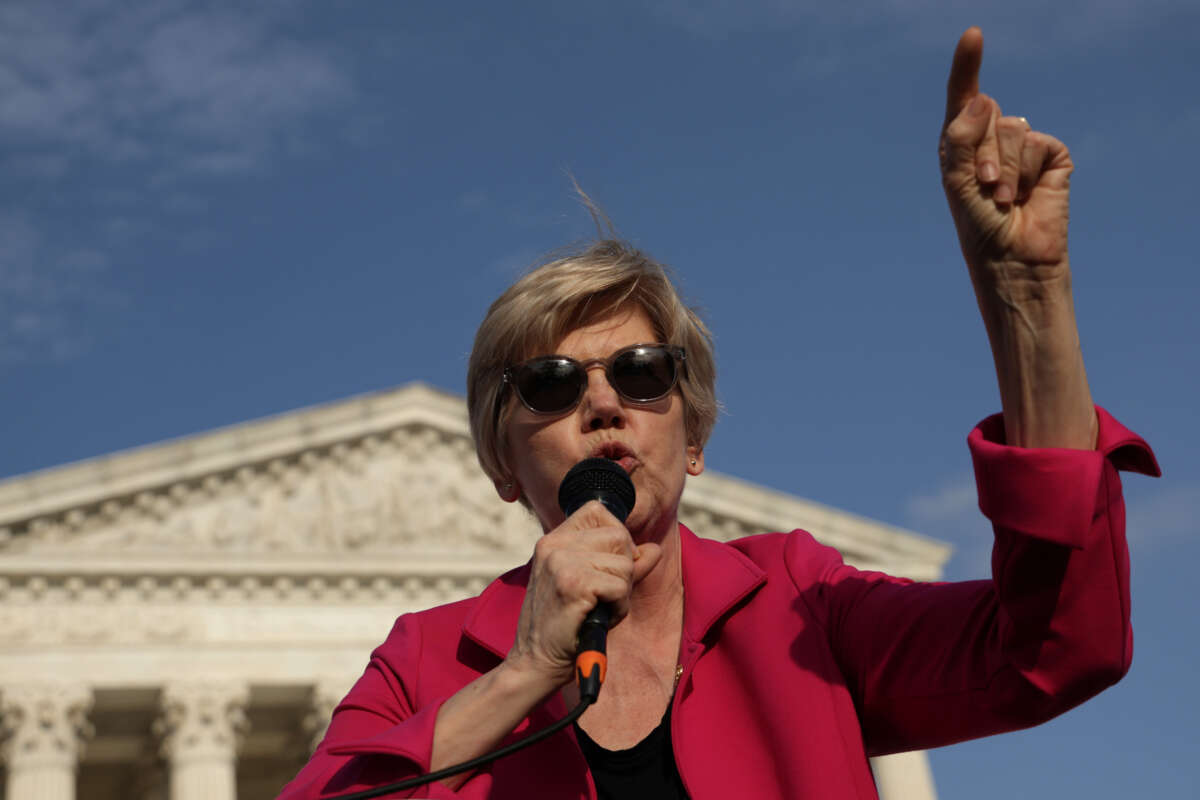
left=591, top=442, right=637, bottom=473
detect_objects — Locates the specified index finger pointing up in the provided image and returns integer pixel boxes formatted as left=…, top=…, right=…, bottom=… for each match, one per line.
left=944, top=27, right=984, bottom=130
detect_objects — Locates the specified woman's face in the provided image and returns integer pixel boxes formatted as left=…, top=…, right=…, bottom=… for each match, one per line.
left=499, top=305, right=704, bottom=540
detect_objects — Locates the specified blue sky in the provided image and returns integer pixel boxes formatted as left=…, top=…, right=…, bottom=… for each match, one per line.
left=2, top=1, right=1197, bottom=796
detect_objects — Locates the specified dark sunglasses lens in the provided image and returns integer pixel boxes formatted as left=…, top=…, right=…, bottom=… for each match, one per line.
left=516, top=359, right=583, bottom=413
left=612, top=347, right=675, bottom=401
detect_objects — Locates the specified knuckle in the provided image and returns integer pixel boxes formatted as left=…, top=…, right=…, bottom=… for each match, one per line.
left=541, top=547, right=570, bottom=575
left=578, top=498, right=605, bottom=515
left=599, top=573, right=630, bottom=601
left=941, top=170, right=973, bottom=195
left=942, top=119, right=972, bottom=145
left=602, top=523, right=632, bottom=543
left=533, top=535, right=558, bottom=560
left=569, top=500, right=617, bottom=530
left=551, top=565, right=583, bottom=598
left=600, top=553, right=632, bottom=579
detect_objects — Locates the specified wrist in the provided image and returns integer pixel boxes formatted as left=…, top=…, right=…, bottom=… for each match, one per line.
left=968, top=257, right=1072, bottom=308
left=497, top=652, right=568, bottom=702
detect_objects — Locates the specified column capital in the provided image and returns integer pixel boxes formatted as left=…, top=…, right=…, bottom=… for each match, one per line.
left=0, top=682, right=93, bottom=772
left=155, top=681, right=249, bottom=766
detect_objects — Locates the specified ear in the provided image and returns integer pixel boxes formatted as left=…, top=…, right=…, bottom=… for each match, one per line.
left=686, top=446, right=704, bottom=476
left=493, top=476, right=522, bottom=503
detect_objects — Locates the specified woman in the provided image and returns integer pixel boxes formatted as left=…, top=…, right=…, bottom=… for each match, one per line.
left=279, top=28, right=1158, bottom=800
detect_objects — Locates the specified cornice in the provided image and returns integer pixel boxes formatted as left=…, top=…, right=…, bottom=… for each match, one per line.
left=0, top=570, right=495, bottom=646
left=682, top=472, right=950, bottom=575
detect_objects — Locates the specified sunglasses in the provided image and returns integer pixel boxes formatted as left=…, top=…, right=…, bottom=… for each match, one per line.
left=502, top=343, right=687, bottom=416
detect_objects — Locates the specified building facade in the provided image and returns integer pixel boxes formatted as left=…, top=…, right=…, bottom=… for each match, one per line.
left=0, top=384, right=950, bottom=799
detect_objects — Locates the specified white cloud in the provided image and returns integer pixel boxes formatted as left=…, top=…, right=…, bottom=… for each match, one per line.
left=646, top=0, right=1192, bottom=51
left=0, top=214, right=122, bottom=365
left=645, top=0, right=820, bottom=37
left=906, top=474, right=992, bottom=580
left=0, top=1, right=354, bottom=366
left=0, top=0, right=352, bottom=177
left=1126, top=482, right=1200, bottom=554
left=0, top=215, right=38, bottom=299
left=908, top=473, right=1200, bottom=578
left=906, top=479, right=977, bottom=523
left=1, top=153, right=71, bottom=180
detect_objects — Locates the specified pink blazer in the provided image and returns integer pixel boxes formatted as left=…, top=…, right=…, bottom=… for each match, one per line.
left=278, top=407, right=1157, bottom=799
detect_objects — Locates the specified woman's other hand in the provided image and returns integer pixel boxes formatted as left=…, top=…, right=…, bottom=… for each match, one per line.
left=505, top=500, right=663, bottom=691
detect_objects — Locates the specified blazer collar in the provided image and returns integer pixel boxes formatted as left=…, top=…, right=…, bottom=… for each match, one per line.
left=461, top=561, right=530, bottom=660
left=676, top=523, right=766, bottom=646
left=461, top=523, right=767, bottom=660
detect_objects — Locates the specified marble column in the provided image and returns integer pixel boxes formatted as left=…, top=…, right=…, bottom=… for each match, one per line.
left=0, top=683, right=93, bottom=800
left=131, top=756, right=169, bottom=800
left=156, top=682, right=249, bottom=800
left=871, top=751, right=939, bottom=800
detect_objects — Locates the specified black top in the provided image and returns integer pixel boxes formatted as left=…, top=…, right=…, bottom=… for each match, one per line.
left=573, top=705, right=690, bottom=800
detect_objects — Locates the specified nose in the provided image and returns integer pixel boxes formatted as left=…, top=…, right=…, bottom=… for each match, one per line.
left=581, top=365, right=625, bottom=431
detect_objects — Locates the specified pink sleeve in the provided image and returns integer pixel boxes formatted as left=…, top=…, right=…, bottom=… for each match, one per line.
left=799, top=405, right=1159, bottom=756
left=275, top=615, right=494, bottom=800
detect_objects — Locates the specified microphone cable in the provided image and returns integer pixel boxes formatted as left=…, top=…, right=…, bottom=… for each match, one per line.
left=321, top=696, right=593, bottom=799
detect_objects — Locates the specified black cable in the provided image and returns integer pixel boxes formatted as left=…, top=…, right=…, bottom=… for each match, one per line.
left=320, top=697, right=593, bottom=800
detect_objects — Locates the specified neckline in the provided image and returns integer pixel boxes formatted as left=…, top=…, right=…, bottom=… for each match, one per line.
left=574, top=703, right=673, bottom=761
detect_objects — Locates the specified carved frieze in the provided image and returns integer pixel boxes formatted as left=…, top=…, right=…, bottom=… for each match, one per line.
left=2, top=424, right=541, bottom=559
left=0, top=605, right=192, bottom=647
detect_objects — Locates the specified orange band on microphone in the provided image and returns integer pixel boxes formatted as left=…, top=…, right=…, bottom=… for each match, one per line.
left=576, top=651, right=607, bottom=684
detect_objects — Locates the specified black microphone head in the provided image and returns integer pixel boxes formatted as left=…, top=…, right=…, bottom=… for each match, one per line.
left=557, top=457, right=636, bottom=523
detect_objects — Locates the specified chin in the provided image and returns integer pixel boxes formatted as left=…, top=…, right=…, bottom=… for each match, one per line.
left=628, top=504, right=675, bottom=542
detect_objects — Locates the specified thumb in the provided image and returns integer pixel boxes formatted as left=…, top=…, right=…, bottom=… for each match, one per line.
left=631, top=543, right=663, bottom=584
left=941, top=93, right=997, bottom=186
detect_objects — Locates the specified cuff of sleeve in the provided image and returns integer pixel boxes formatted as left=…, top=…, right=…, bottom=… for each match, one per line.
left=968, top=405, right=1160, bottom=548
left=327, top=698, right=442, bottom=770
left=326, top=696, right=498, bottom=799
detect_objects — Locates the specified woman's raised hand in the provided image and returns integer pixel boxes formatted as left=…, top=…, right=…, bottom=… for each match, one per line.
left=940, top=27, right=1072, bottom=279
left=939, top=27, right=1096, bottom=450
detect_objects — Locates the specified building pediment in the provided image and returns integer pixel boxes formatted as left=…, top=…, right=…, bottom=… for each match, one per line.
left=3, top=423, right=538, bottom=561
left=0, top=385, right=541, bottom=565
left=0, top=382, right=949, bottom=578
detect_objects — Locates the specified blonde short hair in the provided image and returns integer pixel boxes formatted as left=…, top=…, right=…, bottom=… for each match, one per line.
left=467, top=239, right=718, bottom=486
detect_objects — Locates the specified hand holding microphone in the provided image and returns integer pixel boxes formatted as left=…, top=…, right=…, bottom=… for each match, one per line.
left=556, top=458, right=637, bottom=703
left=505, top=457, right=653, bottom=704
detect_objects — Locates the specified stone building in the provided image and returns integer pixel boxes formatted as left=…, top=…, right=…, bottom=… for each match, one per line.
left=0, top=383, right=949, bottom=799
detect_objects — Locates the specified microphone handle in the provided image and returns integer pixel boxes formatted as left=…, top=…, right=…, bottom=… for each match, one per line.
left=559, top=467, right=633, bottom=705
left=576, top=602, right=611, bottom=703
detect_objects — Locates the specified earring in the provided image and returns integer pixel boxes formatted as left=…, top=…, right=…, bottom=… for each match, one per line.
left=690, top=459, right=696, bottom=466
left=503, top=483, right=513, bottom=491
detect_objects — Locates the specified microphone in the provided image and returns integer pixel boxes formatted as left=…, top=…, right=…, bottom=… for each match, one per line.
left=557, top=457, right=636, bottom=704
